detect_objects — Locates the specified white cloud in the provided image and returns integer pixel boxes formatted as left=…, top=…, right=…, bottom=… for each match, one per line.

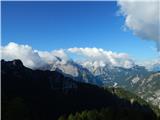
left=1, top=42, right=46, bottom=68
left=1, top=43, right=135, bottom=69
left=117, top=0, right=160, bottom=51
left=1, top=42, right=68, bottom=69
left=37, top=49, right=68, bottom=64
left=68, top=47, right=135, bottom=68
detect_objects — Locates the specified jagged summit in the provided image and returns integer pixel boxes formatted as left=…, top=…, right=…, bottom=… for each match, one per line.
left=1, top=59, right=24, bottom=69
left=1, top=59, right=23, bottom=65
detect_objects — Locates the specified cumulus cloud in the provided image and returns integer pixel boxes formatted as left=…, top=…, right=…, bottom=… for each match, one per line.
left=1, top=42, right=135, bottom=69
left=68, top=47, right=135, bottom=68
left=117, top=0, right=160, bottom=51
left=37, top=50, right=68, bottom=64
left=1, top=42, right=46, bottom=68
left=1, top=42, right=68, bottom=69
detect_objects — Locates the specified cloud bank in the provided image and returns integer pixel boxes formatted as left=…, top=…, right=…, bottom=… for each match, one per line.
left=1, top=42, right=68, bottom=69
left=1, top=42, right=46, bottom=68
left=68, top=47, right=135, bottom=68
left=117, top=0, right=160, bottom=51
left=1, top=42, right=135, bottom=69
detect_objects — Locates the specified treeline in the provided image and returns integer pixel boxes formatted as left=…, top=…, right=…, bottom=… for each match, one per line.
left=58, top=108, right=160, bottom=120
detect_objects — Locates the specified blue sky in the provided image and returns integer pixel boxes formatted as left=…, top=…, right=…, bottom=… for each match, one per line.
left=2, top=1, right=157, bottom=61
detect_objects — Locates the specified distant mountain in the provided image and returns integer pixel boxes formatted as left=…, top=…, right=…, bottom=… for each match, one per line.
left=46, top=59, right=160, bottom=109
left=28, top=57, right=160, bottom=109
left=1, top=59, right=158, bottom=120
left=42, top=58, right=102, bottom=85
left=84, top=63, right=160, bottom=109
left=135, top=72, right=160, bottom=108
left=87, top=64, right=149, bottom=87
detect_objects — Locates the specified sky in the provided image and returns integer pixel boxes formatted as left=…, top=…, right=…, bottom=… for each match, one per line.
left=1, top=1, right=160, bottom=68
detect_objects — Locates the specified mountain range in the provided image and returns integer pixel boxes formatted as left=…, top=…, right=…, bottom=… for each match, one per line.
left=33, top=57, right=160, bottom=109
left=1, top=59, right=159, bottom=120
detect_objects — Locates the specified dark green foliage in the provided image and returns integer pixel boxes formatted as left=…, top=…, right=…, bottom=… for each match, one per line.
left=80, top=111, right=88, bottom=120
left=67, top=114, right=75, bottom=120
left=99, top=108, right=114, bottom=120
left=74, top=112, right=82, bottom=120
left=61, top=107, right=158, bottom=120
left=87, top=110, right=99, bottom=120
left=58, top=116, right=66, bottom=120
